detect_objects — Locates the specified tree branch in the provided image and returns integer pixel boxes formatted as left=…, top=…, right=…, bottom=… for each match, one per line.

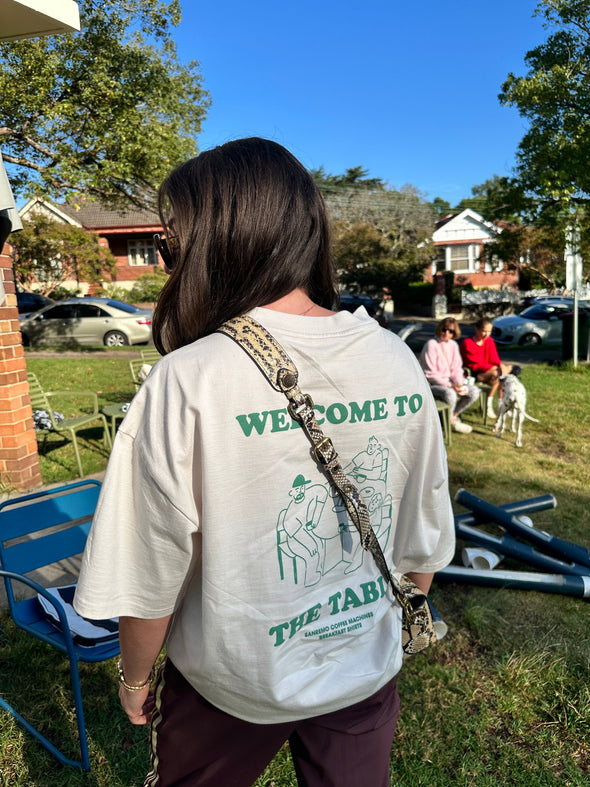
left=1, top=152, right=46, bottom=172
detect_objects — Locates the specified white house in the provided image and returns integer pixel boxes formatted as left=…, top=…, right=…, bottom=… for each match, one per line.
left=428, top=208, right=518, bottom=289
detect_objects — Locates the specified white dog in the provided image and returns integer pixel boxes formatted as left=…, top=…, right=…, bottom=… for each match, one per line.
left=493, top=368, right=539, bottom=448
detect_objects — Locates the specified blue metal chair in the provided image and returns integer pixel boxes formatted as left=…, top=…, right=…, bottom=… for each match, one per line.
left=0, top=480, right=119, bottom=771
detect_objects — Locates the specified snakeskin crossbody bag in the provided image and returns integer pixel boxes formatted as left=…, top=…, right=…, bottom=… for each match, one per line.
left=217, top=314, right=436, bottom=655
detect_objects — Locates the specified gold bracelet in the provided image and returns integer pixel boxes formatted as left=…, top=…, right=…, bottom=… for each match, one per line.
left=117, top=658, right=153, bottom=691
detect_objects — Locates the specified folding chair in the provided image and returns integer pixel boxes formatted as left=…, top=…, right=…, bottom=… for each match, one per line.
left=0, top=481, right=119, bottom=771
left=476, top=381, right=492, bottom=425
left=129, top=358, right=153, bottom=392
left=27, top=372, right=111, bottom=478
left=435, top=400, right=452, bottom=446
left=139, top=347, right=161, bottom=365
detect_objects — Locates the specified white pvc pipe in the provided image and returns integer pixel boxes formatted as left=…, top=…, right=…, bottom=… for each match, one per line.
left=462, top=547, right=502, bottom=570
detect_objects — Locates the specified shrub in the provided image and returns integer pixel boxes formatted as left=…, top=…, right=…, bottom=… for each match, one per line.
left=94, top=283, right=132, bottom=301
left=48, top=285, right=82, bottom=299
left=407, top=281, right=435, bottom=305
left=128, top=268, right=168, bottom=303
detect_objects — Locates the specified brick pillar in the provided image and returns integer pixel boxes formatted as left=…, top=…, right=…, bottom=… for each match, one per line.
left=0, top=240, right=42, bottom=491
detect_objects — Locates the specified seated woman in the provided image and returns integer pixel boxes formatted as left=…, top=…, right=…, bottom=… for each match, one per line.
left=419, top=317, right=480, bottom=434
left=460, top=317, right=512, bottom=419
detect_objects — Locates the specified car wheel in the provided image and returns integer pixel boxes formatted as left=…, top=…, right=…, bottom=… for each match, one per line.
left=518, top=332, right=541, bottom=346
left=104, top=330, right=129, bottom=347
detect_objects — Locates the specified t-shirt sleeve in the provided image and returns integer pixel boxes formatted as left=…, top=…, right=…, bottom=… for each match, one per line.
left=390, top=372, right=456, bottom=575
left=74, top=366, right=201, bottom=620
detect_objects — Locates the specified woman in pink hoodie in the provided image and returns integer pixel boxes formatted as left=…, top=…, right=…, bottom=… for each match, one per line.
left=419, top=317, right=480, bottom=434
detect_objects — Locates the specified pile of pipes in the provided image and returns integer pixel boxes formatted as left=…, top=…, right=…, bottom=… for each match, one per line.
left=436, top=489, right=590, bottom=599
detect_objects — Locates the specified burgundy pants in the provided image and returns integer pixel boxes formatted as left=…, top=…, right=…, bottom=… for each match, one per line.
left=144, top=660, right=400, bottom=787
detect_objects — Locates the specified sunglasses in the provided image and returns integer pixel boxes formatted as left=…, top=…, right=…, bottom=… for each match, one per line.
left=441, top=328, right=455, bottom=334
left=154, top=233, right=180, bottom=270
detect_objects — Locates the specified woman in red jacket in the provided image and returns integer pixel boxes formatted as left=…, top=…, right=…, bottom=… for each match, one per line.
left=460, top=318, right=512, bottom=419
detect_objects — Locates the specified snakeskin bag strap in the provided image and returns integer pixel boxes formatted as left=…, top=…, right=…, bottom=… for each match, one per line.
left=217, top=314, right=436, bottom=655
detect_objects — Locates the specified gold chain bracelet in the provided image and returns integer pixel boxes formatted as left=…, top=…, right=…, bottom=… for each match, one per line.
left=117, top=658, right=153, bottom=691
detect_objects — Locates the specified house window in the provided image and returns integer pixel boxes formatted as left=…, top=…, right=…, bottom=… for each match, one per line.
left=433, top=244, right=482, bottom=275
left=36, top=257, right=63, bottom=283
left=449, top=245, right=471, bottom=272
left=127, top=239, right=157, bottom=266
left=435, top=248, right=446, bottom=273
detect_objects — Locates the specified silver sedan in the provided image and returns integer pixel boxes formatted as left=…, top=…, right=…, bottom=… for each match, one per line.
left=20, top=297, right=153, bottom=347
left=492, top=301, right=587, bottom=346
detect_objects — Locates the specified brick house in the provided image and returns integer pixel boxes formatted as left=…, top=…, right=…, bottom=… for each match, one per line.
left=19, top=197, right=165, bottom=293
left=426, top=208, right=519, bottom=289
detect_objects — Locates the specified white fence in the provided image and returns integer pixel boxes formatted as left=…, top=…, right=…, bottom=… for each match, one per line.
left=461, top=286, right=590, bottom=316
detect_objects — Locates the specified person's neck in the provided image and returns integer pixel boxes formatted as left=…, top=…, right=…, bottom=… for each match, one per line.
left=262, top=287, right=335, bottom=316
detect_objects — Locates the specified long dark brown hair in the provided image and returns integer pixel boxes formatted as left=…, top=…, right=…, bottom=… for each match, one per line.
left=152, top=137, right=337, bottom=353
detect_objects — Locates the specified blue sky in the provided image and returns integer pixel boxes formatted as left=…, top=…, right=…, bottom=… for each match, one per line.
left=174, top=0, right=548, bottom=206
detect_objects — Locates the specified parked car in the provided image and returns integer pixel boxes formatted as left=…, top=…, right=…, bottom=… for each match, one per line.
left=337, top=293, right=385, bottom=323
left=518, top=294, right=576, bottom=311
left=492, top=300, right=590, bottom=346
left=16, top=292, right=54, bottom=317
left=19, top=297, right=153, bottom=347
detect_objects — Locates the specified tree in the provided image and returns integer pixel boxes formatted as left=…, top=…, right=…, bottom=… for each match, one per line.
left=461, top=175, right=588, bottom=288
left=430, top=196, right=453, bottom=219
left=484, top=221, right=567, bottom=290
left=311, top=166, right=385, bottom=193
left=0, top=0, right=210, bottom=209
left=323, top=181, right=435, bottom=294
left=499, top=0, right=590, bottom=203
left=455, top=175, right=533, bottom=224
left=11, top=214, right=116, bottom=295
left=497, top=1, right=590, bottom=287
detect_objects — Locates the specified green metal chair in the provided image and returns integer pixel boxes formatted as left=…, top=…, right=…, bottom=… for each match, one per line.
left=462, top=367, right=492, bottom=425
left=139, top=347, right=161, bottom=364
left=476, top=382, right=492, bottom=425
left=435, top=400, right=452, bottom=446
left=27, top=372, right=111, bottom=478
left=129, top=358, right=146, bottom=392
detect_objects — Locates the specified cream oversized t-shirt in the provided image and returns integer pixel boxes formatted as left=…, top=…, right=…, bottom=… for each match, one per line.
left=75, top=307, right=455, bottom=723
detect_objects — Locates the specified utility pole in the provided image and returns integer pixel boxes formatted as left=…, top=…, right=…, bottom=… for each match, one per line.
left=565, top=219, right=583, bottom=368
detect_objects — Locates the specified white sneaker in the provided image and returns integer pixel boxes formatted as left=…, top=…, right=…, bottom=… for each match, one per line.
left=452, top=418, right=472, bottom=434
left=487, top=400, right=497, bottom=419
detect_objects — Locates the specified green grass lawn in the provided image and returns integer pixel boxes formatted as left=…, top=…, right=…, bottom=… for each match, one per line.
left=22, top=355, right=138, bottom=485
left=1, top=357, right=589, bottom=785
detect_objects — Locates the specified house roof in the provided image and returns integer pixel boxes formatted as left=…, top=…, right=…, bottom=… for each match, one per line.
left=432, top=208, right=499, bottom=244
left=434, top=213, right=456, bottom=230
left=58, top=200, right=160, bottom=229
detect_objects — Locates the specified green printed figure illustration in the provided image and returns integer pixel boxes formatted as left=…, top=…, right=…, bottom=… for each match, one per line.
left=276, top=475, right=327, bottom=586
left=340, top=437, right=392, bottom=574
left=348, top=435, right=386, bottom=483
left=276, top=438, right=392, bottom=584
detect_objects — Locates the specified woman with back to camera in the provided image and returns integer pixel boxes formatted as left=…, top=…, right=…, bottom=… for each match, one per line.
left=460, top=317, right=512, bottom=419
left=419, top=316, right=480, bottom=434
left=74, top=138, right=455, bottom=787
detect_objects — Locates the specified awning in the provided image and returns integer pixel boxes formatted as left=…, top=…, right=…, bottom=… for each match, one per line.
left=0, top=0, right=80, bottom=41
